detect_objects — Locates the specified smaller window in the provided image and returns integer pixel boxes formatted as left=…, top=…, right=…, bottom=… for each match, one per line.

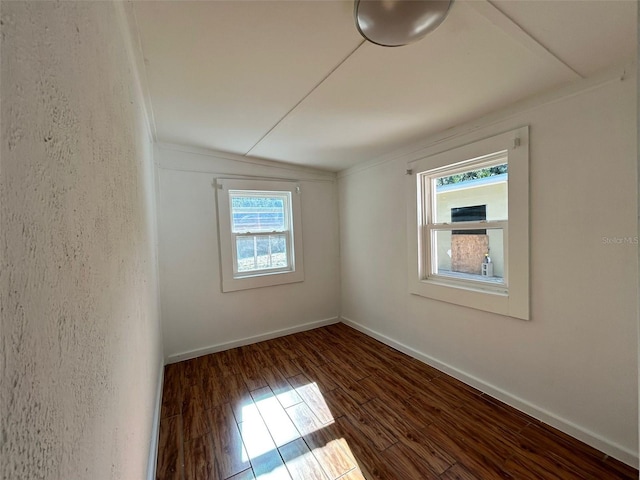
left=216, top=179, right=304, bottom=292
left=230, top=191, right=292, bottom=276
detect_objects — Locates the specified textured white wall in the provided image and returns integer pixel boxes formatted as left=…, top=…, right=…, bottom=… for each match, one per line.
left=1, top=3, right=162, bottom=479
left=339, top=74, right=638, bottom=464
left=156, top=145, right=340, bottom=362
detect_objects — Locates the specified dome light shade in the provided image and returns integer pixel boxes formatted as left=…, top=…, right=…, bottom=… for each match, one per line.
left=354, top=0, right=453, bottom=47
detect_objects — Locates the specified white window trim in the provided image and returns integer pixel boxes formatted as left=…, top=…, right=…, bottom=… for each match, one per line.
left=407, top=127, right=530, bottom=320
left=216, top=178, right=304, bottom=292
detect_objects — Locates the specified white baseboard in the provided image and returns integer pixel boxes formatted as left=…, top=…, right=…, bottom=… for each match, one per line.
left=165, top=317, right=340, bottom=364
left=147, top=359, right=164, bottom=480
left=340, top=316, right=639, bottom=468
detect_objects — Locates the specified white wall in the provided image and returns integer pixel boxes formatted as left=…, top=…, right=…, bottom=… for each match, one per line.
left=339, top=70, right=638, bottom=465
left=157, top=145, right=340, bottom=362
left=1, top=3, right=162, bottom=479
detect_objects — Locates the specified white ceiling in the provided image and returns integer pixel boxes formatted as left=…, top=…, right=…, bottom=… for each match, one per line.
left=132, top=0, right=636, bottom=172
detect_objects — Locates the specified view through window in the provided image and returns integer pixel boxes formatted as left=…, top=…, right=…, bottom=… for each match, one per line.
left=430, top=162, right=508, bottom=286
left=230, top=191, right=292, bottom=275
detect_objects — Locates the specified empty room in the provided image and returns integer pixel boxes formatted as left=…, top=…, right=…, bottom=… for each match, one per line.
left=2, top=1, right=638, bottom=479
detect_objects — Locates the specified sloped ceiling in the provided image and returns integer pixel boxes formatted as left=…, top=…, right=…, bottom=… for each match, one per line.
left=132, top=0, right=636, bottom=171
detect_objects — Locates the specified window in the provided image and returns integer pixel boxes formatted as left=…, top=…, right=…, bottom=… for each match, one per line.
left=428, top=156, right=508, bottom=287
left=231, top=191, right=291, bottom=275
left=407, top=127, right=529, bottom=320
left=216, top=178, right=304, bottom=292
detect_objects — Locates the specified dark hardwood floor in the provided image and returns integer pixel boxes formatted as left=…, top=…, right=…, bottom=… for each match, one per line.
left=156, top=323, right=637, bottom=480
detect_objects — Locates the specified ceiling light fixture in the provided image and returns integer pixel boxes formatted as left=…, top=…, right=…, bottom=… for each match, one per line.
left=354, top=0, right=454, bottom=47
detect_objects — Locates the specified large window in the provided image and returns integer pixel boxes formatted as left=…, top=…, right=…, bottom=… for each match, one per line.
left=407, top=127, right=529, bottom=320
left=216, top=179, right=304, bottom=292
left=427, top=155, right=508, bottom=289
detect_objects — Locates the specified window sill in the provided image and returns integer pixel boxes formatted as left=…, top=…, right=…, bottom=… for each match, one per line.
left=223, top=268, right=304, bottom=293
left=410, top=277, right=527, bottom=320
left=425, top=275, right=508, bottom=295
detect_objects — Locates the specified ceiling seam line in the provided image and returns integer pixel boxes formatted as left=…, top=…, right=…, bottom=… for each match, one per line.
left=505, top=19, right=585, bottom=80
left=244, top=39, right=367, bottom=157
left=483, top=0, right=585, bottom=80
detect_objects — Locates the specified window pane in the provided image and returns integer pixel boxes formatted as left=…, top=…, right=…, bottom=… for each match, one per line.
left=236, top=234, right=289, bottom=273
left=433, top=164, right=508, bottom=223
left=231, top=193, right=289, bottom=233
left=432, top=228, right=504, bottom=284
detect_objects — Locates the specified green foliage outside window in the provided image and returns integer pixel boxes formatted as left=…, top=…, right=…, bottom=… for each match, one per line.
left=436, top=164, right=507, bottom=186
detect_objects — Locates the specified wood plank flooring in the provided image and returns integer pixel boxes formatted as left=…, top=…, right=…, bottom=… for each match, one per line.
left=156, top=323, right=637, bottom=480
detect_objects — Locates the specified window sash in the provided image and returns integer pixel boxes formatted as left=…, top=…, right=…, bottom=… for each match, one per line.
left=231, top=231, right=293, bottom=277
left=425, top=150, right=508, bottom=179
left=425, top=220, right=507, bottom=231
left=423, top=223, right=508, bottom=292
left=229, top=190, right=291, bottom=234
